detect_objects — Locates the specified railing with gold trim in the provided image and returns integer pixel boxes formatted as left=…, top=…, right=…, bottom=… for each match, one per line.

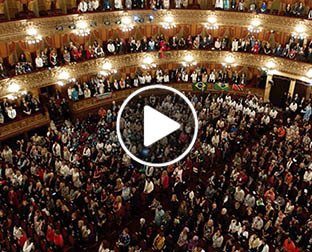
left=0, top=111, right=50, bottom=140
left=0, top=50, right=309, bottom=98
left=0, top=10, right=310, bottom=42
left=69, top=82, right=264, bottom=117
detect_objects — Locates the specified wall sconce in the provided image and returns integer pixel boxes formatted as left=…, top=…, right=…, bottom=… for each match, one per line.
left=162, top=16, right=176, bottom=29
left=208, top=16, right=217, bottom=24
left=8, top=82, right=20, bottom=93
left=27, top=28, right=37, bottom=36
left=225, top=56, right=234, bottom=64
left=59, top=71, right=70, bottom=80
left=120, top=16, right=134, bottom=32
left=205, top=24, right=219, bottom=30
left=295, top=25, right=305, bottom=34
left=248, top=19, right=262, bottom=33
left=74, top=21, right=90, bottom=36
left=266, top=61, right=275, bottom=69
left=307, top=69, right=312, bottom=78
left=182, top=55, right=197, bottom=67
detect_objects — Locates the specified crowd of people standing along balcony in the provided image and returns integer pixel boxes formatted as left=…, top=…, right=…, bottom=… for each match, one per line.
left=66, top=64, right=248, bottom=102
left=0, top=92, right=43, bottom=125
left=75, top=0, right=312, bottom=19
left=1, top=30, right=312, bottom=80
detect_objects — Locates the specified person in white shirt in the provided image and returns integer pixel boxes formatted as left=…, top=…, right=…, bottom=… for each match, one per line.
left=139, top=75, right=145, bottom=85
left=173, top=166, right=183, bottom=182
left=262, top=114, right=270, bottom=125
left=236, top=102, right=243, bottom=111
left=269, top=108, right=278, bottom=119
left=208, top=71, right=216, bottom=83
left=182, top=71, right=188, bottom=82
left=156, top=73, right=163, bottom=83
left=95, top=45, right=104, bottom=57
left=228, top=219, right=241, bottom=234
left=107, top=41, right=115, bottom=54
left=7, top=106, right=16, bottom=119
left=163, top=73, right=169, bottom=83
left=191, top=72, right=197, bottom=83
left=84, top=87, right=91, bottom=98
left=145, top=73, right=152, bottom=84
left=289, top=101, right=297, bottom=113
left=91, top=0, right=99, bottom=10
left=60, top=161, right=71, bottom=177
left=114, top=0, right=123, bottom=9
left=52, top=142, right=61, bottom=157
left=23, top=238, right=34, bottom=252
left=35, top=54, right=43, bottom=69
left=234, top=186, right=245, bottom=202
left=78, top=0, right=88, bottom=12
left=232, top=38, right=238, bottom=51
left=143, top=178, right=154, bottom=194
left=304, top=169, right=312, bottom=182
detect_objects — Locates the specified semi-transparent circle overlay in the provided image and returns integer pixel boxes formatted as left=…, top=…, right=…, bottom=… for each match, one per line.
left=116, top=85, right=199, bottom=167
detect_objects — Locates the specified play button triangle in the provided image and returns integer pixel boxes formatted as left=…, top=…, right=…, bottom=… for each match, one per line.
left=144, top=105, right=181, bottom=147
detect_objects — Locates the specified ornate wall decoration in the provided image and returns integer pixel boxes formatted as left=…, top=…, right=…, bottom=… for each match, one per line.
left=0, top=10, right=310, bottom=42
left=0, top=50, right=310, bottom=98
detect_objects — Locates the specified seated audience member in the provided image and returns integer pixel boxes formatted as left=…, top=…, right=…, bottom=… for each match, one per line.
left=7, top=105, right=16, bottom=120
left=78, top=0, right=88, bottom=12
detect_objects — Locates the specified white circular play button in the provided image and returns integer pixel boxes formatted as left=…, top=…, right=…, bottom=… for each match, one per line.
left=116, top=85, right=198, bottom=167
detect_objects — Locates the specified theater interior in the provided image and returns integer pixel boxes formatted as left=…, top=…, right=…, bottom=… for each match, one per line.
left=0, top=1, right=312, bottom=252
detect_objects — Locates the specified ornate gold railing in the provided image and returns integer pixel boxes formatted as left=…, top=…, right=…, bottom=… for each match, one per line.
left=70, top=82, right=264, bottom=117
left=0, top=50, right=309, bottom=98
left=0, top=9, right=310, bottom=42
left=0, top=111, right=50, bottom=140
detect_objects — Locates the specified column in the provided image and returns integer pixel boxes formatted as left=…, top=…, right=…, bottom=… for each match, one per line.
left=264, top=74, right=273, bottom=102
left=288, top=79, right=296, bottom=98
left=306, top=86, right=312, bottom=101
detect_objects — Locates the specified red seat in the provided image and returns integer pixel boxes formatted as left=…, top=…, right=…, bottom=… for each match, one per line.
left=68, top=235, right=75, bottom=246
left=40, top=240, right=47, bottom=251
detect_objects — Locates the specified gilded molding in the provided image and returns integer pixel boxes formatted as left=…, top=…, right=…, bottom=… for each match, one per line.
left=0, top=111, right=50, bottom=140
left=0, top=50, right=310, bottom=97
left=0, top=10, right=310, bottom=42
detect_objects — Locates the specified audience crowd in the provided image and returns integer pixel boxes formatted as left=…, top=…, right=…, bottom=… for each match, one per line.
left=0, top=92, right=42, bottom=125
left=67, top=65, right=247, bottom=102
left=1, top=86, right=312, bottom=252
left=75, top=0, right=312, bottom=19
left=1, top=28, right=312, bottom=79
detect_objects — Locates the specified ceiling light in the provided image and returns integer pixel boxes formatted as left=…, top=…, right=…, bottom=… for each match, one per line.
left=8, top=82, right=20, bottom=93
left=208, top=16, right=217, bottom=24
left=104, top=21, right=111, bottom=25
left=307, top=69, right=312, bottom=78
left=266, top=61, right=275, bottom=69
left=296, top=25, right=305, bottom=33
left=115, top=20, right=121, bottom=25
left=149, top=15, right=154, bottom=22
left=59, top=71, right=70, bottom=80
left=27, top=28, right=37, bottom=36
left=133, top=15, right=139, bottom=22
left=103, top=62, right=112, bottom=70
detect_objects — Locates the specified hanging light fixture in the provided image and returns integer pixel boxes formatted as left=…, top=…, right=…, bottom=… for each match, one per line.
left=162, top=16, right=176, bottom=29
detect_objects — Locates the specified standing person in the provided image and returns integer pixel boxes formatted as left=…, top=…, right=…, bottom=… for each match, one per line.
left=117, top=228, right=131, bottom=252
